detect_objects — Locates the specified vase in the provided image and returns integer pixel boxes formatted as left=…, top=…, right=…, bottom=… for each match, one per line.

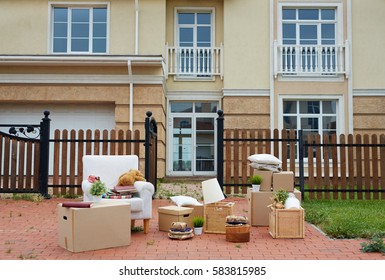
left=252, top=184, right=260, bottom=192
left=92, top=195, right=103, bottom=203
left=194, top=227, right=203, bottom=235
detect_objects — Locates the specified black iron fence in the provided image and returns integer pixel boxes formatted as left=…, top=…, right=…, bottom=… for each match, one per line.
left=0, top=111, right=157, bottom=197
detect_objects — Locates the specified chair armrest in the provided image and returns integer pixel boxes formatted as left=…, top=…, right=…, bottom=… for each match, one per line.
left=134, top=181, right=155, bottom=197
left=81, top=179, right=93, bottom=202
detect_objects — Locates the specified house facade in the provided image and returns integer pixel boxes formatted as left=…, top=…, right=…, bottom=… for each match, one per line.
left=1, top=0, right=385, bottom=179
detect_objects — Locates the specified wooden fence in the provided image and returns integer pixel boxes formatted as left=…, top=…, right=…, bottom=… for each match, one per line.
left=50, top=129, right=143, bottom=196
left=218, top=124, right=385, bottom=200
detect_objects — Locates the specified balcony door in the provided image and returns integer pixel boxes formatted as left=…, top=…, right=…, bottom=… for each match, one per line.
left=176, top=9, right=213, bottom=77
left=168, top=101, right=217, bottom=176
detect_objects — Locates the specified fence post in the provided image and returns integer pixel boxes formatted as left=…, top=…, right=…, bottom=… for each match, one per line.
left=216, top=110, right=224, bottom=191
left=298, top=130, right=305, bottom=200
left=39, top=111, right=51, bottom=198
left=144, top=111, right=152, bottom=183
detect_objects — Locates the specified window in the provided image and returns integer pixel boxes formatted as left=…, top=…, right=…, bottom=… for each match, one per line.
left=282, top=8, right=336, bottom=46
left=52, top=6, right=107, bottom=54
left=176, top=9, right=213, bottom=77
left=276, top=4, right=346, bottom=76
left=283, top=100, right=337, bottom=158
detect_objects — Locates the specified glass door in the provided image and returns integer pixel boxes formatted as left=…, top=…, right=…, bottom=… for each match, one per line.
left=172, top=117, right=193, bottom=172
left=169, top=101, right=217, bottom=176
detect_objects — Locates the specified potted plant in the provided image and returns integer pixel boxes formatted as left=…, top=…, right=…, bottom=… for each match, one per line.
left=270, top=189, right=289, bottom=209
left=250, top=174, right=263, bottom=192
left=192, top=216, right=205, bottom=235
left=89, top=179, right=107, bottom=202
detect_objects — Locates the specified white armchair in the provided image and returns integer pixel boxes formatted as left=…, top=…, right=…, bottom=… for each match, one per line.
left=81, top=155, right=154, bottom=234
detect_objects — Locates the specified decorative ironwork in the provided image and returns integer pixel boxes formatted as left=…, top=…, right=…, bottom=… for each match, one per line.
left=8, top=125, right=41, bottom=139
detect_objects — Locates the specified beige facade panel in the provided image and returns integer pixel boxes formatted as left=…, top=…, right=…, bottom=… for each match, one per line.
left=352, top=0, right=385, bottom=89
left=225, top=115, right=270, bottom=130
left=275, top=81, right=347, bottom=95
left=353, top=96, right=385, bottom=114
left=223, top=0, right=270, bottom=90
left=223, top=96, right=270, bottom=115
left=353, top=115, right=385, bottom=131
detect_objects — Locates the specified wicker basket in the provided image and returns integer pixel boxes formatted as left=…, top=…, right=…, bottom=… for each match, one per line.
left=269, top=207, right=304, bottom=238
left=204, top=202, right=234, bottom=234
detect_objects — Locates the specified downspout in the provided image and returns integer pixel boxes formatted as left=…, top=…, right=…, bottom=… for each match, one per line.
left=128, top=60, right=133, bottom=131
left=135, top=0, right=139, bottom=55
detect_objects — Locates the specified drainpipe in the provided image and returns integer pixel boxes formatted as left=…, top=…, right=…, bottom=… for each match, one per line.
left=135, top=0, right=139, bottom=55
left=128, top=60, right=133, bottom=131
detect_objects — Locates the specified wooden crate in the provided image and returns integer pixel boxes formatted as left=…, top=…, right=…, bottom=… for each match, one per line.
left=269, top=207, right=304, bottom=238
left=204, top=202, right=234, bottom=234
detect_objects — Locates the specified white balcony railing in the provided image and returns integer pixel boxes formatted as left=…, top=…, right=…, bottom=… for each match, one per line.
left=274, top=41, right=350, bottom=78
left=166, top=44, right=223, bottom=79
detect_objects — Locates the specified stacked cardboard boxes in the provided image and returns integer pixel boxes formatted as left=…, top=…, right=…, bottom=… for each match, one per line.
left=247, top=170, right=302, bottom=227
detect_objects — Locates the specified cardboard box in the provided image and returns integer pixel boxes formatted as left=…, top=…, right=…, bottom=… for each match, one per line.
left=204, top=202, right=234, bottom=234
left=269, top=207, right=304, bottom=238
left=58, top=202, right=131, bottom=252
left=272, top=171, right=294, bottom=191
left=252, top=170, right=273, bottom=191
left=187, top=204, right=204, bottom=225
left=248, top=188, right=301, bottom=226
left=158, top=206, right=193, bottom=231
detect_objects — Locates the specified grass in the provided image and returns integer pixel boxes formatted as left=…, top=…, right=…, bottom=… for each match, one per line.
left=302, top=199, right=385, bottom=239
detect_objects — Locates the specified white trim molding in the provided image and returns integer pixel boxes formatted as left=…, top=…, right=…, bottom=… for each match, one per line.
left=353, top=89, right=385, bottom=97
left=0, top=74, right=164, bottom=85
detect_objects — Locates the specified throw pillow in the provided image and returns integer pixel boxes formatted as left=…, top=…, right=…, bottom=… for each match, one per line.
left=247, top=153, right=282, bottom=165
left=170, top=195, right=203, bottom=207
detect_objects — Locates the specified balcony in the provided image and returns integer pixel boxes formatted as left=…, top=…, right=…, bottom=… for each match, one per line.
left=274, top=41, right=350, bottom=78
left=166, top=44, right=223, bottom=80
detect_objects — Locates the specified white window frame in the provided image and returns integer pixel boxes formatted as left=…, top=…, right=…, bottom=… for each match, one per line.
left=173, top=7, right=216, bottom=80
left=278, top=94, right=344, bottom=163
left=278, top=2, right=343, bottom=46
left=48, top=2, right=110, bottom=54
left=276, top=2, right=344, bottom=81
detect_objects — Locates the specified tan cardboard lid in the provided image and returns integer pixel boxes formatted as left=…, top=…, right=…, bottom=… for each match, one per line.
left=158, top=205, right=193, bottom=215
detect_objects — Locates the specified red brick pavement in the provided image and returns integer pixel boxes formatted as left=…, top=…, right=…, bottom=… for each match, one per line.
left=0, top=197, right=384, bottom=260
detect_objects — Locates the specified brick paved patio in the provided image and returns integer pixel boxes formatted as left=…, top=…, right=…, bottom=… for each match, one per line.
left=0, top=196, right=383, bottom=260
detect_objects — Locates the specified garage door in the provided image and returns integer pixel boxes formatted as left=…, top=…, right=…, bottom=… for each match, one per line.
left=0, top=103, right=115, bottom=135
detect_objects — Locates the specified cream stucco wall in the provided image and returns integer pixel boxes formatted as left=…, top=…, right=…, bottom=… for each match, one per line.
left=223, top=0, right=270, bottom=90
left=0, top=0, right=165, bottom=55
left=0, top=0, right=48, bottom=54
left=351, top=0, right=385, bottom=89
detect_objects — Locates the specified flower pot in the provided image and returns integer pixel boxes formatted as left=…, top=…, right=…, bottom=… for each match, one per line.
left=252, top=184, right=261, bottom=192
left=194, top=227, right=203, bottom=235
left=92, top=195, right=103, bottom=203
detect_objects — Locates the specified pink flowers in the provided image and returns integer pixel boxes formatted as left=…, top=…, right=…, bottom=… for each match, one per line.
left=88, top=175, right=100, bottom=183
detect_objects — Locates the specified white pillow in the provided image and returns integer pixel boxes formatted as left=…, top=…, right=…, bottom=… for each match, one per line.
left=247, top=153, right=282, bottom=165
left=170, top=196, right=203, bottom=207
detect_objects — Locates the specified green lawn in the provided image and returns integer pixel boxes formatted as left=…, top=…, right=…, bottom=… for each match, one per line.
left=302, top=199, right=385, bottom=239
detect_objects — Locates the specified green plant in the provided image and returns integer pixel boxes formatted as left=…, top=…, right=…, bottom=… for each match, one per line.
left=250, top=175, right=262, bottom=185
left=273, top=189, right=289, bottom=203
left=360, top=234, right=385, bottom=253
left=192, top=216, right=205, bottom=228
left=89, top=180, right=107, bottom=196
